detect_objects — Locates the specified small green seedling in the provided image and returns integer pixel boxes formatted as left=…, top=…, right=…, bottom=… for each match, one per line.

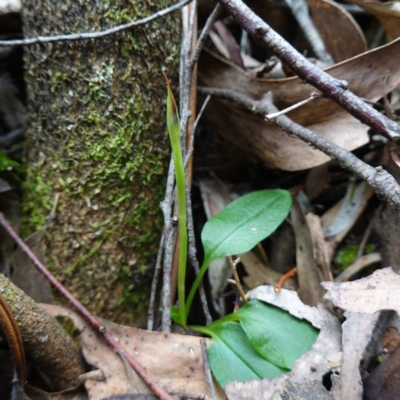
left=164, top=76, right=318, bottom=388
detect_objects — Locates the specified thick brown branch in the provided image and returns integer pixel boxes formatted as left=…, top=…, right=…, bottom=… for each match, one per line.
left=218, top=0, right=400, bottom=144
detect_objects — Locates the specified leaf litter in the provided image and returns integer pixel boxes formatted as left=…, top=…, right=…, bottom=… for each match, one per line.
left=3, top=0, right=400, bottom=398
left=41, top=304, right=225, bottom=400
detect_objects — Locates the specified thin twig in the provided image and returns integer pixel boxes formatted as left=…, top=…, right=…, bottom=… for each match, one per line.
left=186, top=183, right=213, bottom=324
left=185, top=95, right=211, bottom=168
left=265, top=93, right=320, bottom=120
left=274, top=267, right=298, bottom=293
left=200, top=338, right=217, bottom=400
left=161, top=220, right=177, bottom=332
left=147, top=231, right=165, bottom=331
left=0, top=0, right=191, bottom=47
left=335, top=253, right=382, bottom=282
left=356, top=210, right=377, bottom=260
left=197, top=86, right=400, bottom=214
left=179, top=2, right=213, bottom=324
left=189, top=3, right=222, bottom=70
left=284, top=0, right=334, bottom=64
left=0, top=212, right=174, bottom=400
left=159, top=158, right=176, bottom=332
left=227, top=255, right=247, bottom=304
left=218, top=0, right=400, bottom=143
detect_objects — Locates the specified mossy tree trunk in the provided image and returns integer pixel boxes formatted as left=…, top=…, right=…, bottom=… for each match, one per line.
left=22, top=1, right=180, bottom=325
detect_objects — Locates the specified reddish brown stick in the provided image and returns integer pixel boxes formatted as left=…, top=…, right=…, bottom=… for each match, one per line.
left=274, top=268, right=298, bottom=293
left=0, top=213, right=173, bottom=400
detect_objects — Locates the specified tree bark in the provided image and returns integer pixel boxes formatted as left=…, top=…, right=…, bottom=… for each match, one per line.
left=21, top=1, right=180, bottom=325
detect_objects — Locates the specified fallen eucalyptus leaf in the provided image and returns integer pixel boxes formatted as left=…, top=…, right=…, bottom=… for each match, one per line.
left=199, top=37, right=400, bottom=170
left=41, top=304, right=225, bottom=400
left=346, top=0, right=400, bottom=39
left=322, top=267, right=400, bottom=315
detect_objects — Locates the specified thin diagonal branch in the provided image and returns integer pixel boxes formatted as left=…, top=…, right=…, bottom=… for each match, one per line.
left=0, top=213, right=174, bottom=400
left=197, top=86, right=400, bottom=214
left=218, top=0, right=400, bottom=144
left=0, top=0, right=191, bottom=47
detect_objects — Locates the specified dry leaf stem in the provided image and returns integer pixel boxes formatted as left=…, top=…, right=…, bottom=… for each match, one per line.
left=218, top=0, right=400, bottom=143
left=227, top=255, right=248, bottom=305
left=197, top=87, right=400, bottom=214
left=0, top=213, right=175, bottom=400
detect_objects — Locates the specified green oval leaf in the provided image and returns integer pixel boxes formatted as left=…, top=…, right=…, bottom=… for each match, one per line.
left=201, top=190, right=292, bottom=266
left=207, top=322, right=287, bottom=389
left=237, top=300, right=319, bottom=369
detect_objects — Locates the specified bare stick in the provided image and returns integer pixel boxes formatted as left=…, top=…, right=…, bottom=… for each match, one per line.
left=227, top=255, right=247, bottom=304
left=335, top=253, right=382, bottom=282
left=147, top=231, right=165, bottom=331
left=189, top=3, right=222, bottom=70
left=197, top=86, right=400, bottom=214
left=0, top=0, right=191, bottom=47
left=185, top=95, right=211, bottom=168
left=159, top=158, right=176, bottom=332
left=0, top=212, right=174, bottom=400
left=186, top=184, right=213, bottom=324
left=265, top=93, right=320, bottom=120
left=218, top=0, right=400, bottom=143
left=284, top=0, right=334, bottom=64
left=200, top=338, right=217, bottom=400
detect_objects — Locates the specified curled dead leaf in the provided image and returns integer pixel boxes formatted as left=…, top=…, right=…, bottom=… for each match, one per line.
left=199, top=38, right=400, bottom=170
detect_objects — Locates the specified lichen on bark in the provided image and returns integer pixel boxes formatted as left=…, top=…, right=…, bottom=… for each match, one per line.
left=22, top=0, right=181, bottom=324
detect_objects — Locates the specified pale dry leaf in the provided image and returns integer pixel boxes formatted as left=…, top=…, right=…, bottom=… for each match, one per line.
left=305, top=213, right=333, bottom=282
left=225, top=305, right=341, bottom=400
left=291, top=197, right=324, bottom=306
left=199, top=37, right=400, bottom=170
left=322, top=267, right=400, bottom=315
left=331, top=312, right=379, bottom=400
left=41, top=304, right=225, bottom=400
left=248, top=285, right=323, bottom=328
left=346, top=0, right=400, bottom=39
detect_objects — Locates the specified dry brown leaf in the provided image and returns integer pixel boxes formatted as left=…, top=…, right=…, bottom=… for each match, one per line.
left=240, top=251, right=297, bottom=290
left=291, top=197, right=324, bottom=306
left=199, top=37, right=400, bottom=170
left=307, top=0, right=367, bottom=62
left=41, top=304, right=225, bottom=400
left=331, top=312, right=379, bottom=400
left=306, top=213, right=334, bottom=282
left=247, top=0, right=367, bottom=63
left=248, top=286, right=323, bottom=328
left=346, top=0, right=400, bottom=39
left=305, top=164, right=330, bottom=200
left=225, top=297, right=341, bottom=399
left=322, top=267, right=400, bottom=315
